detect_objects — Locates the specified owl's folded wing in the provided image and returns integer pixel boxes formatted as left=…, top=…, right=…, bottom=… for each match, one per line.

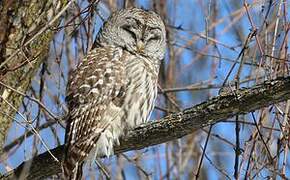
left=63, top=46, right=127, bottom=179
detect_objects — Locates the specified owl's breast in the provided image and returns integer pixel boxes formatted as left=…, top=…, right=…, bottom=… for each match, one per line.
left=121, top=54, right=158, bottom=129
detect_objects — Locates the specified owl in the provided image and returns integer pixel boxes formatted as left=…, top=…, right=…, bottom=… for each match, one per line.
left=62, top=8, right=166, bottom=179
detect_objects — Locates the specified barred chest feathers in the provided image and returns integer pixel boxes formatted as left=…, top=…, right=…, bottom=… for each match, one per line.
left=122, top=51, right=159, bottom=129
left=90, top=49, right=159, bottom=158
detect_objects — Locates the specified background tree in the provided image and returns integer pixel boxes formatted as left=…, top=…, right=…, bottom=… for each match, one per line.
left=0, top=0, right=289, bottom=179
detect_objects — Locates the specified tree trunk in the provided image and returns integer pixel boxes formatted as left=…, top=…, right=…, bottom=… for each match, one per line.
left=0, top=0, right=68, bottom=154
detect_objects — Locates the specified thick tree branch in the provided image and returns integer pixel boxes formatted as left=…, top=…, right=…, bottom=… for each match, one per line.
left=1, top=76, right=290, bottom=179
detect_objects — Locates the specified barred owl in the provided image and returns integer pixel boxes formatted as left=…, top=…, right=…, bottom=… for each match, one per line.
left=62, top=8, right=166, bottom=179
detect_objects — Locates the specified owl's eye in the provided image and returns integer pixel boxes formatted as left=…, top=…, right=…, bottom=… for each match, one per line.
left=147, top=27, right=162, bottom=42
left=125, top=17, right=140, bottom=28
left=148, top=35, right=160, bottom=42
left=121, top=25, right=137, bottom=39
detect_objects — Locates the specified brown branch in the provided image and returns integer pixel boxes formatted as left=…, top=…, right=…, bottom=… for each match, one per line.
left=1, top=76, right=290, bottom=180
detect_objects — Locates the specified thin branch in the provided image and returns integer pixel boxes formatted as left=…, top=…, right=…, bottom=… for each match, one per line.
left=0, top=81, right=63, bottom=126
left=195, top=125, right=212, bottom=179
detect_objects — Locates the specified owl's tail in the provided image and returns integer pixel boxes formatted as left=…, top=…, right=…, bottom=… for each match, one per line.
left=62, top=153, right=84, bottom=180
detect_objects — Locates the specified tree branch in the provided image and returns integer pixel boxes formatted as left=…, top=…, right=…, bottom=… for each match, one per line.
left=1, top=76, right=290, bottom=179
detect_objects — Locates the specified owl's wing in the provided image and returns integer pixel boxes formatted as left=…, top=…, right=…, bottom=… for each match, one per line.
left=63, top=46, right=127, bottom=178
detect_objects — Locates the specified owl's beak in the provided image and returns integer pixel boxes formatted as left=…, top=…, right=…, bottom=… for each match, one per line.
left=136, top=40, right=145, bottom=53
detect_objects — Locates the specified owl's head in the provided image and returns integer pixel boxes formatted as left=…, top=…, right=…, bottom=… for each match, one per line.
left=97, top=8, right=166, bottom=60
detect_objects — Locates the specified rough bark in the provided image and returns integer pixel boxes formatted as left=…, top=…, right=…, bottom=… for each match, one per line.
left=1, top=76, right=290, bottom=180
left=0, top=0, right=68, bottom=154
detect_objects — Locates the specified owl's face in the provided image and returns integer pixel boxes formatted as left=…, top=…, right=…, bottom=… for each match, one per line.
left=97, top=8, right=166, bottom=60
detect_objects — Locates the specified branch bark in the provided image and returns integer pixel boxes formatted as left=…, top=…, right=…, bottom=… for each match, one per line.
left=1, top=76, right=290, bottom=179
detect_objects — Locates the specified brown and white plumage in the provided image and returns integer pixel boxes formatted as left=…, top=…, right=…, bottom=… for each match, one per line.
left=62, top=8, right=166, bottom=180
